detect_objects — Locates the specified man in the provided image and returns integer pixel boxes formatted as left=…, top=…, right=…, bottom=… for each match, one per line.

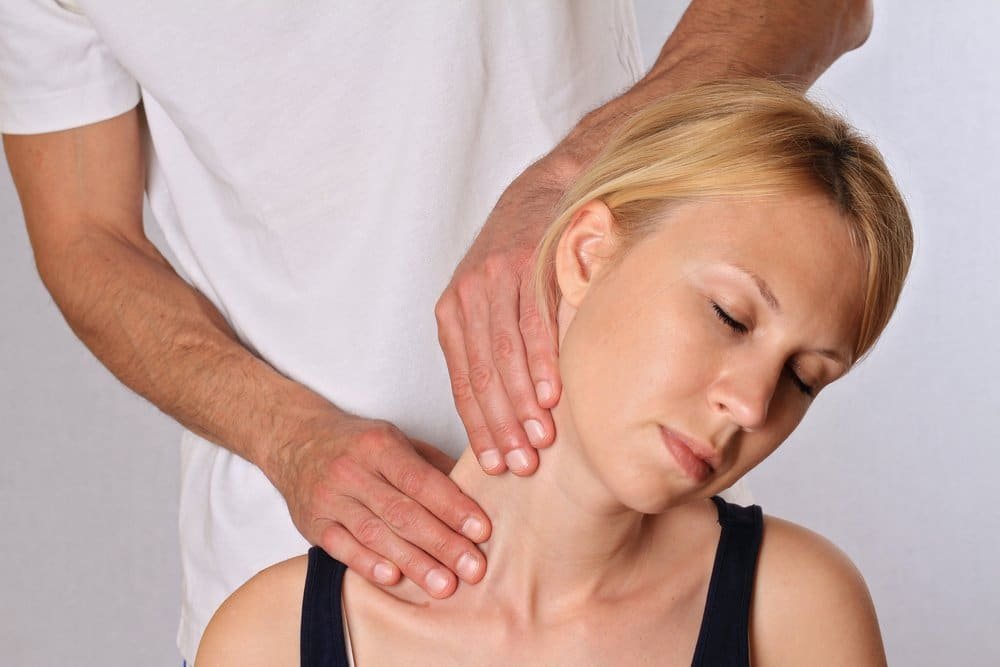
left=1, top=0, right=873, bottom=661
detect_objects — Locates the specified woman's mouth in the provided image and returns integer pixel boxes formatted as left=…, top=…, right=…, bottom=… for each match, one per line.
left=659, top=425, right=715, bottom=482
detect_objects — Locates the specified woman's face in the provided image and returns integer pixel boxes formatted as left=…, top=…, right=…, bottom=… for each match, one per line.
left=554, top=191, right=866, bottom=512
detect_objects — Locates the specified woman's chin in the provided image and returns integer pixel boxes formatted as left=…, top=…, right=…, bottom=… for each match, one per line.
left=612, top=481, right=690, bottom=515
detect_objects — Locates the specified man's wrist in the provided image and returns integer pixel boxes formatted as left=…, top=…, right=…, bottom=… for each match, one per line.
left=497, top=59, right=719, bottom=226
left=551, top=1, right=875, bottom=174
left=486, top=151, right=583, bottom=238
left=248, top=375, right=347, bottom=491
left=547, top=87, right=650, bottom=177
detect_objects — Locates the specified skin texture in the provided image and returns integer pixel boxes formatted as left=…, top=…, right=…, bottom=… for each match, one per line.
left=197, top=192, right=887, bottom=666
left=436, top=0, right=874, bottom=477
left=554, top=195, right=864, bottom=512
left=4, top=0, right=874, bottom=597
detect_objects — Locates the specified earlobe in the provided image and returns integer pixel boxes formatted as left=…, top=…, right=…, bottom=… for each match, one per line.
left=554, top=200, right=618, bottom=308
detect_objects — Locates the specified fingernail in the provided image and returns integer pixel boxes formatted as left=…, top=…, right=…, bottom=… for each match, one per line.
left=373, top=562, right=395, bottom=584
left=426, top=568, right=450, bottom=595
left=462, top=516, right=485, bottom=540
left=479, top=449, right=502, bottom=471
left=535, top=380, right=554, bottom=403
left=505, top=449, right=530, bottom=473
left=523, top=419, right=545, bottom=446
left=456, top=552, right=480, bottom=581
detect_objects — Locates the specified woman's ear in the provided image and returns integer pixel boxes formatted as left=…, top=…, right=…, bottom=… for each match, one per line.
left=554, top=199, right=619, bottom=309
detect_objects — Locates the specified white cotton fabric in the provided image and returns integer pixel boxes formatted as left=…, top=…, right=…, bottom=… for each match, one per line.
left=0, top=1, right=752, bottom=661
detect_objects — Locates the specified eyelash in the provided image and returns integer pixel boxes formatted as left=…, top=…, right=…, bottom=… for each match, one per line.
left=710, top=302, right=815, bottom=397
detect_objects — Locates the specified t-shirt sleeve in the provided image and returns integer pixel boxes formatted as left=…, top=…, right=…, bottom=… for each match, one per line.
left=0, top=0, right=140, bottom=134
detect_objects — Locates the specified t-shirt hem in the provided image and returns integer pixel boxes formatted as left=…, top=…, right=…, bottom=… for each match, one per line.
left=0, top=73, right=140, bottom=134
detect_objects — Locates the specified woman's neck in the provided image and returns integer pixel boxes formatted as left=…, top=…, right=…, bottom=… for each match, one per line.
left=388, top=403, right=710, bottom=623
left=447, top=445, right=655, bottom=620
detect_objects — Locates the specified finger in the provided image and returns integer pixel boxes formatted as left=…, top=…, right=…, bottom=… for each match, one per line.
left=458, top=274, right=538, bottom=475
left=377, top=443, right=492, bottom=545
left=487, top=271, right=554, bottom=452
left=341, top=499, right=460, bottom=599
left=365, top=472, right=486, bottom=585
left=436, top=291, right=508, bottom=473
left=317, top=520, right=401, bottom=586
left=518, top=276, right=561, bottom=445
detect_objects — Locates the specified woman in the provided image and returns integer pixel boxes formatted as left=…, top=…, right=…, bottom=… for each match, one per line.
left=196, top=79, right=912, bottom=666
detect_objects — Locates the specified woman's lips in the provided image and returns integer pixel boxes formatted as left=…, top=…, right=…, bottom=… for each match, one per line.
left=659, top=425, right=713, bottom=482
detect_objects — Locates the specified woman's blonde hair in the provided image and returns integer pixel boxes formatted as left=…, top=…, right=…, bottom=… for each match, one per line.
left=531, top=79, right=913, bottom=362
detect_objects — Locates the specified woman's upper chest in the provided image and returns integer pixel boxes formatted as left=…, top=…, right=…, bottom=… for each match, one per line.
left=344, top=571, right=714, bottom=666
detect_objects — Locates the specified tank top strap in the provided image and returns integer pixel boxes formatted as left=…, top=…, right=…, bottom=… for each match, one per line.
left=690, top=495, right=764, bottom=667
left=301, top=546, right=352, bottom=667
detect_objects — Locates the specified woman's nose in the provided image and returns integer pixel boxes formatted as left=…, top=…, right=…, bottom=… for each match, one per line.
left=706, top=363, right=781, bottom=432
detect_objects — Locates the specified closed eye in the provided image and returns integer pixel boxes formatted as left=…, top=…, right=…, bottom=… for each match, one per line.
left=711, top=301, right=815, bottom=398
left=787, top=360, right=815, bottom=397
left=711, top=302, right=747, bottom=334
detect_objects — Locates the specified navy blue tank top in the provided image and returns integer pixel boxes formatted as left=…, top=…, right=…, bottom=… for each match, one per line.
left=301, top=496, right=763, bottom=666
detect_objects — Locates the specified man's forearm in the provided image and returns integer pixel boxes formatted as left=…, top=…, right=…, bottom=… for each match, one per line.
left=551, top=0, right=873, bottom=171
left=7, top=107, right=493, bottom=589
left=38, top=227, right=338, bottom=484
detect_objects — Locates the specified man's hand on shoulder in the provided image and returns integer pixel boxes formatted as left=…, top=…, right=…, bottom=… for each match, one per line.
left=267, top=413, right=492, bottom=599
left=3, top=112, right=492, bottom=602
left=751, top=515, right=888, bottom=667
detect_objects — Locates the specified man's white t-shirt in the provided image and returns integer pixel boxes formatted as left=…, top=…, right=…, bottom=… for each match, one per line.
left=2, top=1, right=748, bottom=661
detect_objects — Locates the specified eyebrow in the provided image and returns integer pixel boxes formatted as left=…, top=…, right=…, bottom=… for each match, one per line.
left=730, top=264, right=851, bottom=367
left=734, top=265, right=781, bottom=313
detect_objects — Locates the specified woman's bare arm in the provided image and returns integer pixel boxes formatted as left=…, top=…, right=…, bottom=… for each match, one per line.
left=751, top=515, right=887, bottom=666
left=196, top=556, right=308, bottom=666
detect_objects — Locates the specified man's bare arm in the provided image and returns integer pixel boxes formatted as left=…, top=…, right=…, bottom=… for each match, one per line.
left=4, top=107, right=490, bottom=598
left=437, top=0, right=874, bottom=474
left=558, top=0, right=874, bottom=165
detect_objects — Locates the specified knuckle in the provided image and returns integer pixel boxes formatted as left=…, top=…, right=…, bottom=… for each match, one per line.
left=468, top=363, right=494, bottom=394
left=319, top=523, right=346, bottom=552
left=519, top=307, right=544, bottom=336
left=434, top=293, right=456, bottom=325
left=482, top=253, right=509, bottom=280
left=382, top=497, right=419, bottom=531
left=357, top=422, right=400, bottom=455
left=394, top=466, right=428, bottom=498
left=454, top=274, right=481, bottom=302
left=449, top=373, right=475, bottom=403
left=491, top=419, right=518, bottom=440
left=355, top=428, right=383, bottom=452
left=395, top=549, right=422, bottom=573
left=427, top=533, right=454, bottom=560
left=353, top=517, right=387, bottom=548
left=491, top=331, right=517, bottom=364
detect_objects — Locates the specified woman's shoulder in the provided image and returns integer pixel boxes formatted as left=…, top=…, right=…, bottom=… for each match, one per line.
left=195, top=553, right=308, bottom=667
left=750, top=513, right=887, bottom=666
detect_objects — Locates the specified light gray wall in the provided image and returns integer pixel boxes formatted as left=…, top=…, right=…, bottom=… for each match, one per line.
left=0, top=156, right=181, bottom=662
left=2, top=1, right=997, bottom=664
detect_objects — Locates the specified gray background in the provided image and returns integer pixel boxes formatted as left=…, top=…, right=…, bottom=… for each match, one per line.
left=2, top=1, right=998, bottom=664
